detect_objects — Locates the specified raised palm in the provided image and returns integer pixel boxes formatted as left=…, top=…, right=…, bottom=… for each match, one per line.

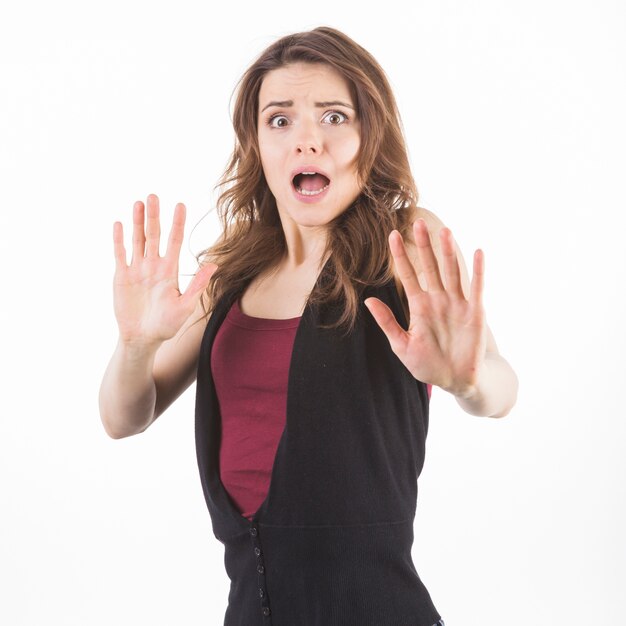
left=112, top=194, right=216, bottom=347
left=365, top=219, right=487, bottom=398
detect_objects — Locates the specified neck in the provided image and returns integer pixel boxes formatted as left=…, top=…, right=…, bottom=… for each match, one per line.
left=280, top=223, right=329, bottom=271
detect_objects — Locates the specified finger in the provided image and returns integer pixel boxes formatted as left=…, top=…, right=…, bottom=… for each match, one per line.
left=389, top=230, right=424, bottom=299
left=113, top=221, right=127, bottom=269
left=440, top=228, right=464, bottom=299
left=364, top=296, right=408, bottom=353
left=145, top=194, right=161, bottom=258
left=180, top=263, right=218, bottom=310
left=414, top=219, right=444, bottom=292
left=165, top=203, right=186, bottom=266
left=470, top=249, right=485, bottom=308
left=131, top=200, right=145, bottom=264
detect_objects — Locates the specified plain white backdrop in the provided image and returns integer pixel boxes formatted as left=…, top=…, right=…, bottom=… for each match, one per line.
left=1, top=0, right=624, bottom=624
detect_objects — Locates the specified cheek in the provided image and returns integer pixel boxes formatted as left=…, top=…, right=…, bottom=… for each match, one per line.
left=258, top=143, right=281, bottom=185
left=259, top=137, right=281, bottom=164
left=337, top=134, right=360, bottom=169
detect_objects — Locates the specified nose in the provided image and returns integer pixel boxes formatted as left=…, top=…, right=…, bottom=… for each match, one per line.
left=294, top=120, right=322, bottom=154
left=296, top=142, right=318, bottom=154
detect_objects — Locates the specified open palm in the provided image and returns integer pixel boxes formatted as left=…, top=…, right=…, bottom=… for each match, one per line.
left=365, top=219, right=487, bottom=398
left=112, top=194, right=216, bottom=347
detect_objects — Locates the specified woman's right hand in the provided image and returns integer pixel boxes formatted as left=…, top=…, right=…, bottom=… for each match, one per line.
left=112, top=194, right=217, bottom=349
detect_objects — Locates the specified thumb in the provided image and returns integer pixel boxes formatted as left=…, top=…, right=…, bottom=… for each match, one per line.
left=364, top=297, right=406, bottom=350
left=180, top=263, right=218, bottom=309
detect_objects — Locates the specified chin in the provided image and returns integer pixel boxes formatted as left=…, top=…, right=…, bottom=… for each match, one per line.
left=288, top=214, right=335, bottom=229
left=284, top=205, right=347, bottom=228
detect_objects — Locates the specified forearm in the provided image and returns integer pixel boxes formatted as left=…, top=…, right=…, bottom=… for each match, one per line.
left=98, top=338, right=160, bottom=438
left=453, top=352, right=518, bottom=418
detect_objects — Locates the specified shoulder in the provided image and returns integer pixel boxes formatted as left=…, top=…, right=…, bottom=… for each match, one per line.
left=405, top=205, right=448, bottom=255
left=393, top=205, right=448, bottom=262
left=413, top=205, right=446, bottom=231
left=390, top=205, right=500, bottom=354
left=391, top=206, right=447, bottom=296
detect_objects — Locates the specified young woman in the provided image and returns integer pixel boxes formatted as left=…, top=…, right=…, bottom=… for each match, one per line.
left=100, top=26, right=518, bottom=626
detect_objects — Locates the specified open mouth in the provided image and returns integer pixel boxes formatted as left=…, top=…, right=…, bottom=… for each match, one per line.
left=292, top=172, right=331, bottom=196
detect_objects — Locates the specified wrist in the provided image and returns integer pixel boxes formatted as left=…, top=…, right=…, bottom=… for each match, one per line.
left=439, top=361, right=486, bottom=401
left=117, top=336, right=161, bottom=361
left=452, top=353, right=518, bottom=418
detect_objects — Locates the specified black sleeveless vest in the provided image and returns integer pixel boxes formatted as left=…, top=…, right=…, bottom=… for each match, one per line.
left=195, top=260, right=442, bottom=625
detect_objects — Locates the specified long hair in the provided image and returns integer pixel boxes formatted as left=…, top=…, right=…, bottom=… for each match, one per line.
left=197, top=26, right=419, bottom=334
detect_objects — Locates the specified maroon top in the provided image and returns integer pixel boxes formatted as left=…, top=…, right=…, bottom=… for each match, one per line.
left=211, top=297, right=432, bottom=521
left=211, top=298, right=302, bottom=520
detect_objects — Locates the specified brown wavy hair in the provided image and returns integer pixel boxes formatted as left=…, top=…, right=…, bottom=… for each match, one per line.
left=197, top=25, right=419, bottom=334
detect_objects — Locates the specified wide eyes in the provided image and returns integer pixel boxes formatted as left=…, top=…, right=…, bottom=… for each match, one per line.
left=266, top=110, right=349, bottom=129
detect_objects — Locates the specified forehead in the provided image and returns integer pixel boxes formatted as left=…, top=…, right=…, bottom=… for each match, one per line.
left=258, top=63, right=353, bottom=106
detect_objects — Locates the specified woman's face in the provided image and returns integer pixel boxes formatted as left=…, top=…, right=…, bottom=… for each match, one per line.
left=257, top=62, right=362, bottom=229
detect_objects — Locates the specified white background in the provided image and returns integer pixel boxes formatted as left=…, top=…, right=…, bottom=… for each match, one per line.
left=1, top=0, right=624, bottom=624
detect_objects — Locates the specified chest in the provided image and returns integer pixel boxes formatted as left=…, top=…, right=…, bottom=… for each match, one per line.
left=238, top=259, right=419, bottom=322
left=239, top=264, right=322, bottom=319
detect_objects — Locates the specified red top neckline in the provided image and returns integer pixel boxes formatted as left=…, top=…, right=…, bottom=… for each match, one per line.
left=226, top=298, right=302, bottom=330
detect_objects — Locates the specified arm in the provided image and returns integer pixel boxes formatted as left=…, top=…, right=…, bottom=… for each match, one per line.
left=98, top=194, right=216, bottom=438
left=98, top=294, right=210, bottom=438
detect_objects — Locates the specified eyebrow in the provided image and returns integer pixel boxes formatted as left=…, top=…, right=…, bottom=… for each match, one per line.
left=260, top=100, right=355, bottom=113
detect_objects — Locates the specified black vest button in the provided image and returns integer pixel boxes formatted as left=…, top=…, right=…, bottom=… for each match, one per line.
left=254, top=547, right=261, bottom=556
left=262, top=607, right=271, bottom=616
left=259, top=587, right=264, bottom=598
left=249, top=526, right=258, bottom=537
left=257, top=564, right=265, bottom=574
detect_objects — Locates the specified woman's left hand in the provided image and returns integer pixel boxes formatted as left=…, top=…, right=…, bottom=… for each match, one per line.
left=364, top=218, right=487, bottom=398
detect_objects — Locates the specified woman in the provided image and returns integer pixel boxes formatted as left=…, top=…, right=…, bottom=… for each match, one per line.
left=100, top=26, right=518, bottom=626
